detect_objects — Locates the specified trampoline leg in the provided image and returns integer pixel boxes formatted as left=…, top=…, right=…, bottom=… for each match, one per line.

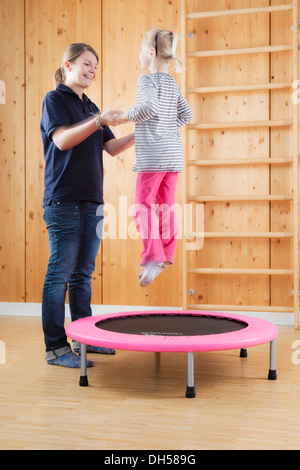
left=155, top=352, right=161, bottom=371
left=79, top=343, right=88, bottom=386
left=186, top=352, right=196, bottom=398
left=240, top=348, right=247, bottom=358
left=268, top=339, right=277, bottom=380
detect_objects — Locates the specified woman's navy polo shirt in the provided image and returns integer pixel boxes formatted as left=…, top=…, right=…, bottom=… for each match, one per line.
left=40, top=83, right=115, bottom=207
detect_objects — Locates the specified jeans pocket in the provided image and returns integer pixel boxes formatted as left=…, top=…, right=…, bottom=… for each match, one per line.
left=45, top=202, right=80, bottom=242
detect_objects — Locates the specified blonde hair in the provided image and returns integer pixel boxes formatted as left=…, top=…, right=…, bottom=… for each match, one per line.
left=145, top=29, right=184, bottom=73
left=53, top=43, right=99, bottom=87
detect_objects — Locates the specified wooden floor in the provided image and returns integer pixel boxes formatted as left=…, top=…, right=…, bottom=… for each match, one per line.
left=1, top=315, right=300, bottom=450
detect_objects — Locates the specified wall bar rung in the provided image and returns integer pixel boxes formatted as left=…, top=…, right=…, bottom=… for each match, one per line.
left=189, top=268, right=294, bottom=275
left=188, top=158, right=293, bottom=166
left=189, top=194, right=293, bottom=202
left=186, top=4, right=293, bottom=20
left=188, top=304, right=294, bottom=313
left=188, top=45, right=292, bottom=58
left=190, top=232, right=294, bottom=239
left=188, top=82, right=291, bottom=94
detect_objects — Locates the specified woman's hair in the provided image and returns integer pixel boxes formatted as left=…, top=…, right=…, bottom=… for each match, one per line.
left=53, top=43, right=99, bottom=87
left=145, top=29, right=185, bottom=73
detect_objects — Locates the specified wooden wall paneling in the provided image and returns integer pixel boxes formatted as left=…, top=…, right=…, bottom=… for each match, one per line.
left=102, top=0, right=182, bottom=307
left=0, top=0, right=26, bottom=301
left=1, top=0, right=298, bottom=320
left=0, top=80, right=5, bottom=104
left=25, top=0, right=103, bottom=304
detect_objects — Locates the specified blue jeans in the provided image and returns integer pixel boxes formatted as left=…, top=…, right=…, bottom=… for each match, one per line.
left=42, top=201, right=104, bottom=355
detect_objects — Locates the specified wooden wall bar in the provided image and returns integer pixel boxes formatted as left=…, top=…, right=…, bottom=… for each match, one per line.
left=183, top=0, right=299, bottom=325
left=186, top=0, right=271, bottom=309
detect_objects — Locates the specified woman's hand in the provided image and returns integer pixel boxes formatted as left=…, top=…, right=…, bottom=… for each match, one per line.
left=113, top=111, right=129, bottom=125
left=100, top=110, right=128, bottom=127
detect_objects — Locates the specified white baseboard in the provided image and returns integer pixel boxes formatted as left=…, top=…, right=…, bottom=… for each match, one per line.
left=0, top=302, right=294, bottom=325
left=0, top=302, right=181, bottom=318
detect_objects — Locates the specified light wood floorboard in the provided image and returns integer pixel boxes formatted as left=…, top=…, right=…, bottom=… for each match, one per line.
left=0, top=316, right=300, bottom=450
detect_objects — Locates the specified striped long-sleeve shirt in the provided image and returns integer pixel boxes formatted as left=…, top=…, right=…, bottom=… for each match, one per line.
left=128, top=73, right=192, bottom=172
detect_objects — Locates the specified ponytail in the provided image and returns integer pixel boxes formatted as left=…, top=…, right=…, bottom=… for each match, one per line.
left=170, top=32, right=185, bottom=73
left=53, top=66, right=66, bottom=87
left=172, top=55, right=185, bottom=74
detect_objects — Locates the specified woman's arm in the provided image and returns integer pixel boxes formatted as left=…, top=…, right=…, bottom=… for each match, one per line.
left=104, top=132, right=135, bottom=157
left=51, top=110, right=122, bottom=151
left=51, top=116, right=98, bottom=151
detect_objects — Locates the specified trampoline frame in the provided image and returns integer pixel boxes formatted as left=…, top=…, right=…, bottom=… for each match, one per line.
left=65, top=310, right=278, bottom=398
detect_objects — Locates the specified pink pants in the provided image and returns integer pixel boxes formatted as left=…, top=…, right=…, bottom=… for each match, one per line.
left=134, top=172, right=179, bottom=266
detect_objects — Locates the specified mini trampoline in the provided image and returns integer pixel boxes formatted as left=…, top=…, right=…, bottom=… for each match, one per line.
left=65, top=310, right=278, bottom=398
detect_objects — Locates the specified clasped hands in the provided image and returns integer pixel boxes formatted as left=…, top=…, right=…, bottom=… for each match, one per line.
left=100, top=110, right=129, bottom=127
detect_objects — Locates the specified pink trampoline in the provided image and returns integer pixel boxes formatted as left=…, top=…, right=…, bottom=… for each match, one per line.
left=65, top=310, right=278, bottom=398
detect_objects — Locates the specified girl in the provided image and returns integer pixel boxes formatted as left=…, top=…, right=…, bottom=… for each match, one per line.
left=116, top=29, right=192, bottom=286
left=41, top=43, right=133, bottom=367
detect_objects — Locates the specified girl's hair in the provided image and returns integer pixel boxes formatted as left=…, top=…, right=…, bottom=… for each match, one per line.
left=53, top=43, right=99, bottom=87
left=145, top=29, right=185, bottom=73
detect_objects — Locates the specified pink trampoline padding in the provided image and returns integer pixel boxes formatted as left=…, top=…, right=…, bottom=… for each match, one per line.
left=65, top=310, right=278, bottom=353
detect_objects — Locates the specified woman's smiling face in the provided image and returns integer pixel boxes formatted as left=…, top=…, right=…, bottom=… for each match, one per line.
left=65, top=50, right=98, bottom=93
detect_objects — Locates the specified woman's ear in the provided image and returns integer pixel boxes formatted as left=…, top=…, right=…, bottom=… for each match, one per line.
left=65, top=60, right=71, bottom=72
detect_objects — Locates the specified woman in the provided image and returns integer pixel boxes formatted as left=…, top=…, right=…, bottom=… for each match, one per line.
left=40, top=43, right=133, bottom=367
